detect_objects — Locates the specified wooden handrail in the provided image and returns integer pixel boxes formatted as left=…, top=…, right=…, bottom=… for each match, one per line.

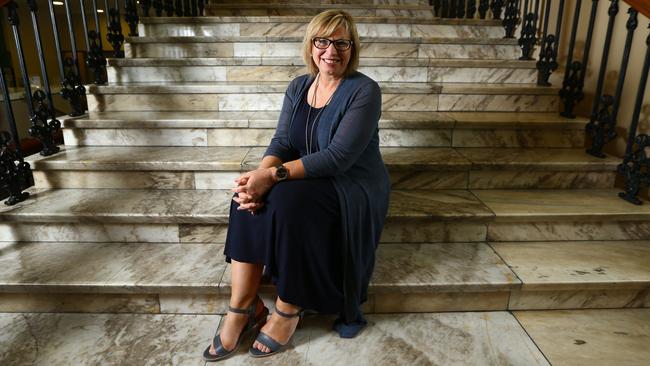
left=625, top=0, right=650, bottom=20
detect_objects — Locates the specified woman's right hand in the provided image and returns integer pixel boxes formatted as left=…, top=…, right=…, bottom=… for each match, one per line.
left=233, top=186, right=265, bottom=214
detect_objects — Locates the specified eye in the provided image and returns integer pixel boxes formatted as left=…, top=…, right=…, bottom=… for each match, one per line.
left=334, top=40, right=351, bottom=50
left=314, top=38, right=330, bottom=48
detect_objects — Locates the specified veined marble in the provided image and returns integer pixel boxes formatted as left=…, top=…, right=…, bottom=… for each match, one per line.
left=0, top=242, right=225, bottom=293
left=64, top=111, right=256, bottom=129
left=305, top=313, right=549, bottom=365
left=456, top=148, right=620, bottom=171
left=379, top=128, right=451, bottom=146
left=381, top=147, right=471, bottom=170
left=381, top=93, right=438, bottom=112
left=372, top=243, right=519, bottom=293
left=492, top=241, right=650, bottom=291
left=452, top=128, right=585, bottom=148
left=381, top=221, right=487, bottom=242
left=63, top=128, right=209, bottom=147
left=418, top=44, right=521, bottom=59
left=468, top=171, right=616, bottom=189
left=439, top=95, right=559, bottom=112
left=0, top=293, right=160, bottom=313
left=509, top=289, right=650, bottom=310
left=0, top=222, right=180, bottom=243
left=388, top=190, right=494, bottom=221
left=207, top=128, right=274, bottom=146
left=446, top=111, right=588, bottom=127
left=179, top=224, right=230, bottom=243
left=33, top=171, right=198, bottom=190
left=374, top=291, right=510, bottom=312
left=390, top=170, right=468, bottom=189
left=0, top=313, right=220, bottom=365
left=412, top=24, right=506, bottom=38
left=429, top=67, right=537, bottom=83
left=487, top=221, right=650, bottom=242
left=514, top=309, right=650, bottom=366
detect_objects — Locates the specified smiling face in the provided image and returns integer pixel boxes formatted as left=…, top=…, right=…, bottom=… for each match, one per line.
left=311, top=26, right=352, bottom=79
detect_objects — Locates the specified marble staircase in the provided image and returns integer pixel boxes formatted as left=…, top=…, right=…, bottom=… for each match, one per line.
left=1, top=1, right=649, bottom=319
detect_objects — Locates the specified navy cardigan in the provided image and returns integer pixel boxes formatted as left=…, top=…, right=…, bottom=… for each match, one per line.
left=265, top=72, right=390, bottom=321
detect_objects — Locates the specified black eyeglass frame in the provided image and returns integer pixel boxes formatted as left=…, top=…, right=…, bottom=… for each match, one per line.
left=312, top=37, right=354, bottom=51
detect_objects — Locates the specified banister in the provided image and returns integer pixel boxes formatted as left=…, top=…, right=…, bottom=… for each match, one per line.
left=625, top=0, right=650, bottom=19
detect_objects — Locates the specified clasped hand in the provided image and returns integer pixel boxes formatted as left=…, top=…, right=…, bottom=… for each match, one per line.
left=232, top=168, right=275, bottom=213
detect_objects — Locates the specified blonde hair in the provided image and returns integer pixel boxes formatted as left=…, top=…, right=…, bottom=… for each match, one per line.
left=302, top=10, right=360, bottom=77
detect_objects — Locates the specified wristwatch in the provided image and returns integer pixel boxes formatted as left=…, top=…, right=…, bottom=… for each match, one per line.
left=274, top=164, right=289, bottom=181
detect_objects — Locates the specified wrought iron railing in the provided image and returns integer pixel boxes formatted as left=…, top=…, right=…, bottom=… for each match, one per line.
left=0, top=0, right=205, bottom=205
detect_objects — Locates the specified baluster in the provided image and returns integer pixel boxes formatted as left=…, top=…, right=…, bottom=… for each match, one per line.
left=81, top=0, right=107, bottom=84
left=618, top=27, right=650, bottom=205
left=48, top=0, right=80, bottom=116
left=125, top=0, right=139, bottom=36
left=479, top=0, right=489, bottom=18
left=0, top=130, right=33, bottom=205
left=63, top=0, right=87, bottom=116
left=153, top=0, right=163, bottom=16
left=26, top=0, right=61, bottom=156
left=456, top=0, right=466, bottom=18
left=174, top=0, right=182, bottom=16
left=503, top=0, right=519, bottom=37
left=141, top=0, right=152, bottom=16
left=0, top=63, right=24, bottom=160
left=584, top=0, right=620, bottom=157
left=164, top=0, right=174, bottom=16
left=105, top=0, right=125, bottom=57
left=467, top=0, right=477, bottom=18
left=441, top=0, right=450, bottom=17
left=518, top=0, right=540, bottom=59
left=182, top=0, right=190, bottom=16
left=197, top=0, right=204, bottom=15
left=449, top=0, right=458, bottom=18
left=191, top=0, right=198, bottom=16
left=433, top=0, right=442, bottom=17
left=492, top=0, right=505, bottom=19
left=537, top=0, right=565, bottom=86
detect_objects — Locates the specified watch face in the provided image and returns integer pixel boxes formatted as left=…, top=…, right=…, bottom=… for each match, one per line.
left=276, top=165, right=288, bottom=180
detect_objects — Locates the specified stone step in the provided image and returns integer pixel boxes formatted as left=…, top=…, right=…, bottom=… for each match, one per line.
left=138, top=16, right=505, bottom=38
left=0, top=240, right=647, bottom=314
left=27, top=146, right=618, bottom=190
left=85, top=82, right=560, bottom=113
left=107, top=57, right=538, bottom=84
left=124, top=35, right=521, bottom=59
left=62, top=111, right=585, bottom=148
left=204, top=3, right=436, bottom=17
left=1, top=188, right=648, bottom=244
left=208, top=0, right=430, bottom=4
left=0, top=311, right=569, bottom=365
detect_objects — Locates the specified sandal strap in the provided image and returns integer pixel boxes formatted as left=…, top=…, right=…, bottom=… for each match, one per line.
left=274, top=307, right=301, bottom=319
left=227, top=305, right=251, bottom=315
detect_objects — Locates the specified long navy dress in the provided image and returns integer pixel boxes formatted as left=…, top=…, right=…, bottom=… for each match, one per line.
left=224, top=93, right=346, bottom=314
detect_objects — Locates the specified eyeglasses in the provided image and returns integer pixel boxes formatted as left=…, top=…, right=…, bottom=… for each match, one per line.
left=312, top=37, right=354, bottom=51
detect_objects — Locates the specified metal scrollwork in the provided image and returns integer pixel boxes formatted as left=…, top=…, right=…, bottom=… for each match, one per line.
left=86, top=30, right=106, bottom=84
left=60, top=58, right=86, bottom=117
left=153, top=0, right=163, bottom=16
left=0, top=131, right=33, bottom=206
left=466, top=0, right=476, bottom=18
left=585, top=95, right=616, bottom=158
left=198, top=0, right=205, bottom=16
left=537, top=34, right=559, bottom=86
left=559, top=61, right=584, bottom=118
left=107, top=7, right=125, bottom=58
left=175, top=0, right=183, bottom=16
left=479, top=0, right=489, bottom=19
left=618, top=134, right=650, bottom=205
left=502, top=0, right=518, bottom=37
left=125, top=0, right=139, bottom=36
left=456, top=0, right=465, bottom=18
left=29, top=90, right=61, bottom=156
left=164, top=0, right=174, bottom=16
left=519, top=12, right=538, bottom=60
left=492, top=0, right=504, bottom=20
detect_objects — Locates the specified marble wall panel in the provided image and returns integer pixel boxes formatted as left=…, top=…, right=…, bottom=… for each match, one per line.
left=226, top=65, right=304, bottom=82
left=452, top=129, right=585, bottom=148
left=33, top=171, right=197, bottom=190
left=63, top=129, right=209, bottom=147
left=142, top=23, right=241, bottom=37
left=239, top=23, right=306, bottom=37
left=179, top=224, right=229, bottom=243
left=509, top=289, right=650, bottom=310
left=159, top=293, right=278, bottom=314
left=374, top=291, right=509, bottom=312
left=418, top=44, right=521, bottom=59
left=194, top=172, right=242, bottom=190
left=216, top=94, right=283, bottom=111
left=389, top=171, right=468, bottom=189
left=412, top=24, right=505, bottom=38
left=439, top=95, right=559, bottom=112
left=428, top=67, right=538, bottom=83
left=0, top=293, right=160, bottom=313
left=379, top=128, right=452, bottom=146
left=128, top=43, right=235, bottom=58
left=356, top=23, right=412, bottom=37
left=108, top=66, right=228, bottom=83
left=207, top=128, right=274, bottom=146
left=233, top=42, right=302, bottom=57
left=487, top=221, right=650, bottom=242
left=359, top=66, right=428, bottom=82
left=87, top=94, right=223, bottom=112
left=0, top=223, right=180, bottom=243
left=359, top=43, right=419, bottom=58
left=381, top=221, right=487, bottom=242
left=469, top=171, right=616, bottom=189
left=382, top=93, right=438, bottom=111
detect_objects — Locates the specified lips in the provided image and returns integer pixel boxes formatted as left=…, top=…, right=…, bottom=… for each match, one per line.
left=322, top=58, right=340, bottom=64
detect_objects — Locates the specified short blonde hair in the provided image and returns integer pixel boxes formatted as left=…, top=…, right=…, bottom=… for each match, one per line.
left=302, top=10, right=360, bottom=77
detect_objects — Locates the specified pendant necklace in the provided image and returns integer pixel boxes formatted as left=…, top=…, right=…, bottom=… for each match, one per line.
left=305, top=74, right=337, bottom=155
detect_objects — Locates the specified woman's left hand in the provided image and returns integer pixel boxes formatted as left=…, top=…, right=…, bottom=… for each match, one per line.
left=232, top=168, right=275, bottom=202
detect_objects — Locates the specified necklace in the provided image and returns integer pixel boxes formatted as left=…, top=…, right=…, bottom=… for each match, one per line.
left=305, top=74, right=338, bottom=154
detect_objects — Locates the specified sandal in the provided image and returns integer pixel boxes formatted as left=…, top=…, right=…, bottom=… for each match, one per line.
left=248, top=308, right=304, bottom=358
left=203, top=297, right=269, bottom=362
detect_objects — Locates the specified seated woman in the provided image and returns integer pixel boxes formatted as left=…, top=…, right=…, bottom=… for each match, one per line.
left=204, top=9, right=390, bottom=361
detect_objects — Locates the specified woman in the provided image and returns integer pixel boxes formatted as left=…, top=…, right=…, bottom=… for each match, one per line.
left=204, top=10, right=390, bottom=361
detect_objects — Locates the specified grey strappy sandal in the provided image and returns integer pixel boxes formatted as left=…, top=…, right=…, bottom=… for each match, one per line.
left=248, top=308, right=304, bottom=358
left=203, top=298, right=269, bottom=362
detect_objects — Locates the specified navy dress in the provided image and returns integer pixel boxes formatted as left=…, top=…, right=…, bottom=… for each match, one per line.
left=224, top=94, right=345, bottom=314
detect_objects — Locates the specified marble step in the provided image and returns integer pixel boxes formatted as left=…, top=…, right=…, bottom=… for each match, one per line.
left=138, top=15, right=505, bottom=38
left=124, top=35, right=521, bottom=59
left=27, top=146, right=618, bottom=190
left=204, top=3, right=436, bottom=17
left=107, top=57, right=538, bottom=84
left=85, top=82, right=560, bottom=113
left=1, top=188, right=649, bottom=244
left=208, top=0, right=430, bottom=4
left=0, top=240, right=647, bottom=314
left=0, top=311, right=565, bottom=365
left=62, top=111, right=585, bottom=148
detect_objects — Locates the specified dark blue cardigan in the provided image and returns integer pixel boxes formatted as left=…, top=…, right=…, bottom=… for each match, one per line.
left=265, top=72, right=390, bottom=322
